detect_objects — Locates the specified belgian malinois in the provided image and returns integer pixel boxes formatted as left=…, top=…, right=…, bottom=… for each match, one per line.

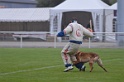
left=74, top=51, right=107, bottom=72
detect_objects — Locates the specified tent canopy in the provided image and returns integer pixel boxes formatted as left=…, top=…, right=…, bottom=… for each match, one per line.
left=0, top=8, right=50, bottom=22
left=50, top=0, right=110, bottom=34
left=108, top=3, right=117, bottom=10
left=50, top=0, right=109, bottom=14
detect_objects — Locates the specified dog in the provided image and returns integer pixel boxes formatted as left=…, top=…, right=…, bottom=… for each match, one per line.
left=74, top=51, right=107, bottom=72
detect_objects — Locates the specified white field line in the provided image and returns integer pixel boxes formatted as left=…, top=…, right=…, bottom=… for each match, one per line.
left=0, top=58, right=122, bottom=76
left=104, top=58, right=123, bottom=62
left=0, top=65, right=62, bottom=76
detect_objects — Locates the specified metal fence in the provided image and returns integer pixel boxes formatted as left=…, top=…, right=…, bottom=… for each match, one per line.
left=0, top=31, right=124, bottom=48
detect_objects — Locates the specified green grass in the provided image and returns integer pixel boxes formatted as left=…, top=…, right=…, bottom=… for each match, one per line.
left=0, top=48, right=124, bottom=82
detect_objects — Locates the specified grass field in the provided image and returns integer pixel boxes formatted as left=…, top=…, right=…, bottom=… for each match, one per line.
left=0, top=48, right=124, bottom=82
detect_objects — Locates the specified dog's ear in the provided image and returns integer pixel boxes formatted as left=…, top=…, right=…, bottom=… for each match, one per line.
left=75, top=51, right=79, bottom=55
left=77, top=51, right=80, bottom=54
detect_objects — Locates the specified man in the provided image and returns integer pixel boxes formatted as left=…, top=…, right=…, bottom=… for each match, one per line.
left=57, top=18, right=93, bottom=72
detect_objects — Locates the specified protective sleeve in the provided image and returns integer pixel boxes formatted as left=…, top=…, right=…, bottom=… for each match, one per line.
left=57, top=23, right=73, bottom=37
left=57, top=31, right=65, bottom=37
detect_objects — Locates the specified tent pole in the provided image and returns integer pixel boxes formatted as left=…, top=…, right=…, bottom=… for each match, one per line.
left=102, top=9, right=106, bottom=42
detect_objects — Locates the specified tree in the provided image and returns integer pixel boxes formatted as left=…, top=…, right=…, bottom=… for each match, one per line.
left=36, top=0, right=117, bottom=7
left=36, top=0, right=65, bottom=7
left=102, top=0, right=117, bottom=5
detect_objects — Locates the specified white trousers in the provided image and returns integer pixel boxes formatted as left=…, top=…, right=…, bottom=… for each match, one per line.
left=61, top=42, right=80, bottom=65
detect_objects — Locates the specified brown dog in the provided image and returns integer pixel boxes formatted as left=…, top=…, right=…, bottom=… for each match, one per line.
left=74, top=51, right=107, bottom=72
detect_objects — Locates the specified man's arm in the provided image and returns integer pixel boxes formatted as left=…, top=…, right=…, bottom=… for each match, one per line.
left=83, top=27, right=93, bottom=37
left=57, top=23, right=73, bottom=37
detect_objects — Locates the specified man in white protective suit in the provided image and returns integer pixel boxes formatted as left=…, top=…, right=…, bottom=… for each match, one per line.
left=57, top=18, right=93, bottom=72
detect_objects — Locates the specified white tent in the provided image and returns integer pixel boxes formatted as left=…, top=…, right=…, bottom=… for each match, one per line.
left=0, top=8, right=50, bottom=22
left=50, top=0, right=110, bottom=37
left=109, top=3, right=117, bottom=10
left=104, top=2, right=117, bottom=42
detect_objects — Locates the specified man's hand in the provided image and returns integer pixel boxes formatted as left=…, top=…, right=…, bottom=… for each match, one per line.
left=87, top=28, right=93, bottom=32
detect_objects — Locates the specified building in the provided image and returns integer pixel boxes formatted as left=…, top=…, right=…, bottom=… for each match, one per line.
left=0, top=8, right=50, bottom=31
left=0, top=0, right=37, bottom=8
left=0, top=8, right=51, bottom=41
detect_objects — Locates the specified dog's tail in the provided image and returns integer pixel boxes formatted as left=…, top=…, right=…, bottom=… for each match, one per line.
left=97, top=58, right=107, bottom=72
left=97, top=58, right=103, bottom=66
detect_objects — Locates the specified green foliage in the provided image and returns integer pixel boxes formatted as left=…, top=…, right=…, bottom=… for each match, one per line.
left=102, top=0, right=117, bottom=5
left=36, top=0, right=117, bottom=7
left=0, top=48, right=123, bottom=82
left=36, top=0, right=65, bottom=7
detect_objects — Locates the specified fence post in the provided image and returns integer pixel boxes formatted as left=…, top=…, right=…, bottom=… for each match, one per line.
left=20, top=35, right=23, bottom=48
left=88, top=37, right=91, bottom=48
left=54, top=33, right=57, bottom=48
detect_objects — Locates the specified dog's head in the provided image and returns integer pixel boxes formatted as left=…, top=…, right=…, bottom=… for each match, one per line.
left=75, top=51, right=83, bottom=60
left=75, top=51, right=85, bottom=56
left=75, top=51, right=81, bottom=56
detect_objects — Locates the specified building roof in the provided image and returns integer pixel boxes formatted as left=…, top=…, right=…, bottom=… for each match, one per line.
left=0, top=8, right=50, bottom=22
